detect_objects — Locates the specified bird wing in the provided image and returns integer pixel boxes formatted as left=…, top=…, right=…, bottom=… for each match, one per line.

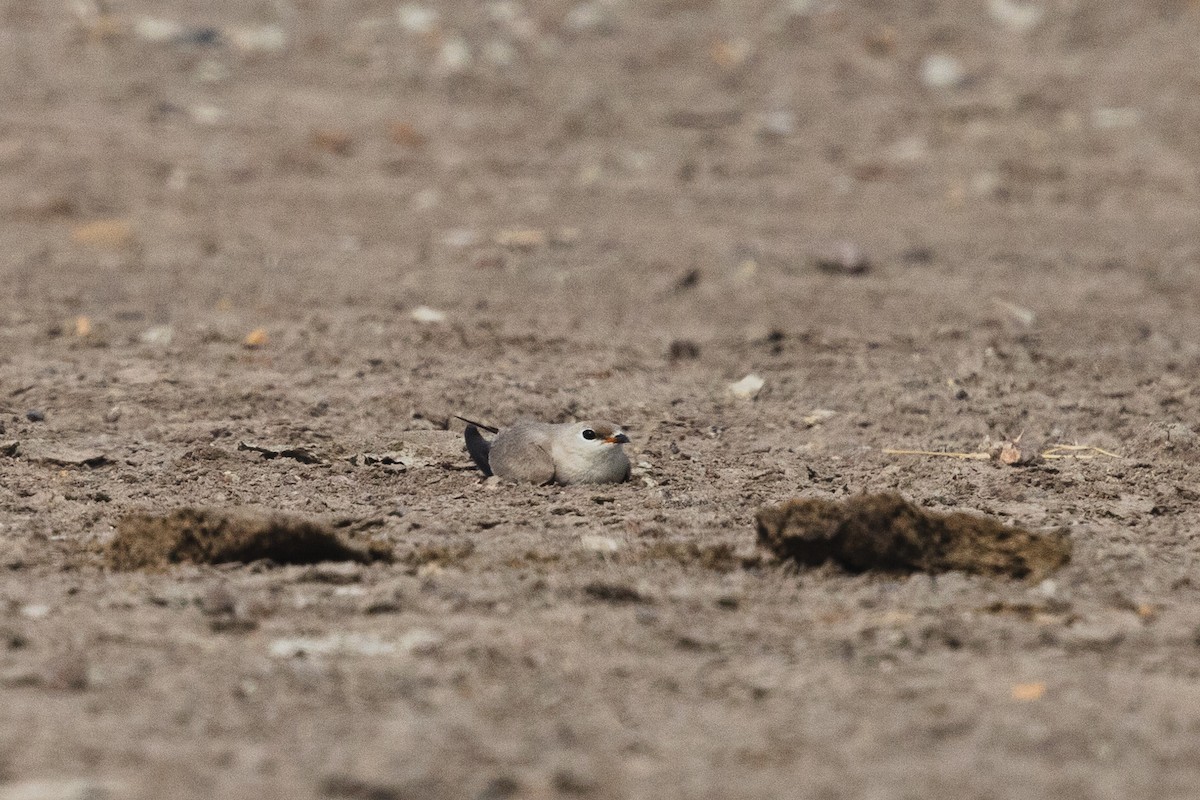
left=488, top=423, right=556, bottom=485
left=463, top=425, right=493, bottom=477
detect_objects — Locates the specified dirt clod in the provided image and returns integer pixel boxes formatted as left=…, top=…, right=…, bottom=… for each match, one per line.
left=107, top=508, right=392, bottom=570
left=583, top=581, right=645, bottom=603
left=756, top=493, right=1070, bottom=580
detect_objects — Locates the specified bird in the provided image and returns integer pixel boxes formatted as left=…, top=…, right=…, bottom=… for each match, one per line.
left=455, top=416, right=632, bottom=485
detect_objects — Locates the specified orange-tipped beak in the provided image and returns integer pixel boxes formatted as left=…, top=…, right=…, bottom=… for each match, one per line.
left=605, top=433, right=630, bottom=444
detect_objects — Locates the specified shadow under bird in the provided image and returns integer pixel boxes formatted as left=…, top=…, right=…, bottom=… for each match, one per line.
left=456, top=416, right=631, bottom=485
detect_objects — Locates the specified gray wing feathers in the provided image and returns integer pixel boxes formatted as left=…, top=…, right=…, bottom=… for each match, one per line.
left=488, top=423, right=557, bottom=485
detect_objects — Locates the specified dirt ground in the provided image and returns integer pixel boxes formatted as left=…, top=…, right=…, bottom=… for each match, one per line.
left=3, top=1, right=1200, bottom=798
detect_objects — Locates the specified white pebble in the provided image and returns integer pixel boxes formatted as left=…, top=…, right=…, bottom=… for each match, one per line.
left=728, top=374, right=765, bottom=400
left=133, top=16, right=184, bottom=43
left=437, top=36, right=472, bottom=74
left=410, top=305, right=447, bottom=323
left=1092, top=107, right=1142, bottom=130
left=396, top=3, right=439, bottom=34
left=139, top=325, right=174, bottom=346
left=226, top=24, right=287, bottom=54
left=987, top=0, right=1045, bottom=32
left=920, top=54, right=965, bottom=90
left=19, top=604, right=51, bottom=619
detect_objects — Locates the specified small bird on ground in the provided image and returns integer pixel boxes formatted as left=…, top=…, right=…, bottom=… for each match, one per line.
left=456, top=416, right=631, bottom=485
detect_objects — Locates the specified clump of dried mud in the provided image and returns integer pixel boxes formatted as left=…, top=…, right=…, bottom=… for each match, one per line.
left=107, top=508, right=392, bottom=570
left=756, top=493, right=1070, bottom=580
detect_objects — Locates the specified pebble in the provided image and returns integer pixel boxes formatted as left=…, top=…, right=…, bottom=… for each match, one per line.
left=410, top=305, right=447, bottom=324
left=668, top=340, right=701, bottom=361
left=268, top=633, right=396, bottom=658
left=563, top=2, right=615, bottom=36
left=70, top=219, right=135, bottom=250
left=189, top=105, right=228, bottom=126
left=226, top=24, right=287, bottom=54
left=920, top=54, right=966, bottom=90
left=814, top=241, right=870, bottom=275
left=19, top=603, right=50, bottom=619
left=396, top=3, right=439, bottom=34
left=495, top=229, right=546, bottom=250
left=1092, top=107, right=1142, bottom=130
left=103, top=406, right=122, bottom=424
left=24, top=409, right=45, bottom=423
left=987, top=0, right=1045, bottom=32
left=139, top=325, right=174, bottom=346
left=132, top=16, right=184, bottom=43
left=728, top=374, right=765, bottom=400
left=396, top=628, right=442, bottom=655
left=757, top=109, right=796, bottom=140
left=176, top=27, right=222, bottom=47
left=437, top=36, right=472, bottom=75
left=441, top=228, right=480, bottom=249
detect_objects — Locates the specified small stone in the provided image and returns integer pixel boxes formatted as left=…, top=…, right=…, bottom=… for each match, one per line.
left=132, top=16, right=184, bottom=43
left=1092, top=107, right=1142, bottom=130
left=103, top=406, right=122, bottom=424
left=175, top=27, right=223, bottom=46
left=397, top=628, right=442, bottom=654
left=987, top=0, right=1045, bottom=32
left=728, top=374, right=765, bottom=400
left=410, top=306, right=447, bottom=324
left=668, top=340, right=701, bottom=361
left=243, top=327, right=269, bottom=349
left=814, top=241, right=870, bottom=275
left=139, top=325, right=174, bottom=346
left=225, top=24, right=287, bottom=54
left=920, top=54, right=966, bottom=90
left=268, top=633, right=396, bottom=658
left=437, top=35, right=472, bottom=75
left=189, top=105, right=227, bottom=126
left=396, top=3, right=439, bottom=34
left=312, top=129, right=353, bottom=156
left=389, top=121, right=427, bottom=149
left=494, top=229, right=546, bottom=250
left=19, top=604, right=50, bottom=619
left=802, top=409, right=837, bottom=427
left=757, top=109, right=796, bottom=140
left=441, top=228, right=479, bottom=249
left=70, top=219, right=135, bottom=250
left=563, top=2, right=615, bottom=36
left=25, top=409, right=45, bottom=423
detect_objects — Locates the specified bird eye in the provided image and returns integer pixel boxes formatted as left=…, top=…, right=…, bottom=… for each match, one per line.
left=581, top=429, right=596, bottom=440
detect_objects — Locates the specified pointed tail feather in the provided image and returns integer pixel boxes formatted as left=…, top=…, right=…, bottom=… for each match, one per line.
left=463, top=425, right=493, bottom=477
left=454, top=415, right=499, bottom=434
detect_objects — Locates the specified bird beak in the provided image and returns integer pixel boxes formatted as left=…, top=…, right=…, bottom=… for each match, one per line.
left=605, top=433, right=630, bottom=444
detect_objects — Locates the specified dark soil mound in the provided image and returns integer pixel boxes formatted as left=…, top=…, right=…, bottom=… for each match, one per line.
left=756, top=493, right=1070, bottom=580
left=107, top=508, right=392, bottom=570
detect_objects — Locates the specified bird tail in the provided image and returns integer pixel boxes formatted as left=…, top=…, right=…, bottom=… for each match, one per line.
left=453, top=415, right=499, bottom=434
left=461, top=423, right=494, bottom=477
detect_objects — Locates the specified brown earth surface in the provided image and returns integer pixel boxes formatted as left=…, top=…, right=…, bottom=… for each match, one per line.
left=3, top=2, right=1200, bottom=798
